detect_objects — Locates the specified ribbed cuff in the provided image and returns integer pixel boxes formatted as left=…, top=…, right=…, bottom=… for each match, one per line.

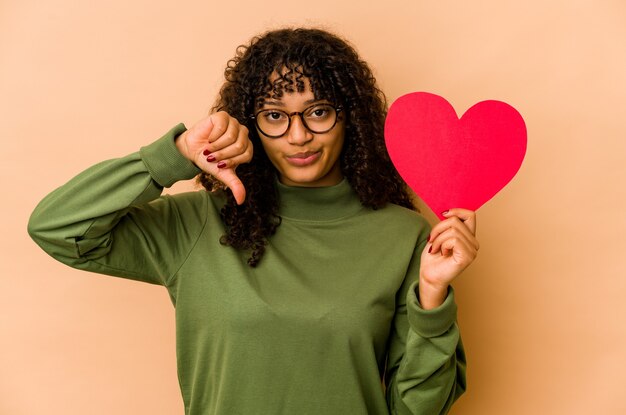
left=139, top=123, right=201, bottom=188
left=407, top=281, right=458, bottom=338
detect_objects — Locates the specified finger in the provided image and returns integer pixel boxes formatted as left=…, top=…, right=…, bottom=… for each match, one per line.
left=428, top=217, right=479, bottom=251
left=439, top=235, right=477, bottom=267
left=191, top=115, right=215, bottom=141
left=429, top=210, right=476, bottom=243
left=208, top=116, right=242, bottom=153
left=212, top=121, right=240, bottom=151
left=430, top=225, right=479, bottom=254
left=179, top=117, right=214, bottom=160
left=211, top=152, right=253, bottom=171
left=213, top=168, right=246, bottom=205
left=207, top=127, right=251, bottom=162
left=446, top=216, right=479, bottom=250
left=442, top=208, right=477, bottom=235
left=207, top=112, right=230, bottom=143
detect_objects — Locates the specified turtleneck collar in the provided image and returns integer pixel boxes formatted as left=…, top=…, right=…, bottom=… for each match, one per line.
left=276, top=179, right=364, bottom=221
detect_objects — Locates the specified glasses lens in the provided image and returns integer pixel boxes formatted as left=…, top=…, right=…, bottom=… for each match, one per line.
left=256, top=109, right=290, bottom=137
left=303, top=105, right=337, bottom=133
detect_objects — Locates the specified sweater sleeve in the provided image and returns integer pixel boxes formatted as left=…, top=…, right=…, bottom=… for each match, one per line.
left=27, top=124, right=206, bottom=287
left=385, top=235, right=467, bottom=414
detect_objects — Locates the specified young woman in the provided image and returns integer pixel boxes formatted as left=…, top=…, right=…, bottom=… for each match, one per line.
left=29, top=27, right=478, bottom=415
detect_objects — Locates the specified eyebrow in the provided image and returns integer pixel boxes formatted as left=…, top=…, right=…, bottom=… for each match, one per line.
left=261, top=98, right=326, bottom=108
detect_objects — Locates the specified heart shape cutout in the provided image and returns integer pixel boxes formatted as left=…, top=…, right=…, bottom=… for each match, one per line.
left=385, top=92, right=527, bottom=220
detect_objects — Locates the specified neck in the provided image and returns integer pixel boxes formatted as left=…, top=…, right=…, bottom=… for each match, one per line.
left=276, top=179, right=363, bottom=221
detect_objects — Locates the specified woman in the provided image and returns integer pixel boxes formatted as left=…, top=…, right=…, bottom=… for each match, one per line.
left=28, top=28, right=478, bottom=414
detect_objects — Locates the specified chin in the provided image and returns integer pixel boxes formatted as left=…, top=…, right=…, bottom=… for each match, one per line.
left=284, top=174, right=320, bottom=186
left=280, top=168, right=326, bottom=186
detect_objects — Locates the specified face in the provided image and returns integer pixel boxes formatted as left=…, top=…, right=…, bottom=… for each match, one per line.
left=255, top=77, right=345, bottom=188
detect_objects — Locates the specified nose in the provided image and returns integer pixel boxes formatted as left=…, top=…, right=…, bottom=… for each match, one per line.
left=286, top=114, right=313, bottom=145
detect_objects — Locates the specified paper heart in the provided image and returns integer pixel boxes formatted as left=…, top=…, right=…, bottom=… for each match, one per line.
left=384, top=92, right=527, bottom=220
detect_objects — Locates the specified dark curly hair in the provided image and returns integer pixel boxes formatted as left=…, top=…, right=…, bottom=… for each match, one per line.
left=198, top=27, right=415, bottom=266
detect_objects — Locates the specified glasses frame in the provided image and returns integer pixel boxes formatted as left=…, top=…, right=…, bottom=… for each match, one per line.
left=251, top=103, right=343, bottom=139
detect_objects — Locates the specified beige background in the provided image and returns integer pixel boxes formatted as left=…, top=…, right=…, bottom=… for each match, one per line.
left=1, top=0, right=625, bottom=414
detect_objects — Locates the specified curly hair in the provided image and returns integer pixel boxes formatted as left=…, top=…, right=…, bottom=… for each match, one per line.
left=198, top=27, right=415, bottom=266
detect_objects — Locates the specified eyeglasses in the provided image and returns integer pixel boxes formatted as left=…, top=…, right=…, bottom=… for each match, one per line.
left=251, top=103, right=343, bottom=138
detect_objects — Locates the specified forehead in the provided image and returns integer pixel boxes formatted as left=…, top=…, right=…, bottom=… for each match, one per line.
left=269, top=65, right=308, bottom=81
left=257, top=68, right=315, bottom=107
left=269, top=67, right=312, bottom=91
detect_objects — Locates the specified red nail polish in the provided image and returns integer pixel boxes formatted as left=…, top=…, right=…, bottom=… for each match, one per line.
left=206, top=154, right=216, bottom=162
left=202, top=149, right=210, bottom=156
left=428, top=246, right=432, bottom=254
left=217, top=161, right=227, bottom=169
left=427, top=234, right=431, bottom=242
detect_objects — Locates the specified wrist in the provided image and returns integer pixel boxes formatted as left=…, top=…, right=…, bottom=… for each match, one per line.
left=174, top=130, right=192, bottom=160
left=418, top=276, right=449, bottom=310
left=139, top=124, right=200, bottom=188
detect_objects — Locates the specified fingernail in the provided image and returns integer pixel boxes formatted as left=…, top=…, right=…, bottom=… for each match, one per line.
left=442, top=210, right=449, bottom=216
left=206, top=154, right=216, bottom=162
left=428, top=246, right=432, bottom=254
left=217, top=161, right=227, bottom=169
left=427, top=234, right=431, bottom=242
left=202, top=149, right=210, bottom=156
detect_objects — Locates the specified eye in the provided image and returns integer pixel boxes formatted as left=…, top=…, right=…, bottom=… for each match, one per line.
left=263, top=111, right=287, bottom=122
left=306, top=105, right=332, bottom=119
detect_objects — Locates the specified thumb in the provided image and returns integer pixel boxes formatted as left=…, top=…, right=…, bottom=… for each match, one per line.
left=214, top=168, right=246, bottom=205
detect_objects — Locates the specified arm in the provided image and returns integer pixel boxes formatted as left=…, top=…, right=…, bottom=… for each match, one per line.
left=385, top=236, right=467, bottom=415
left=28, top=113, right=253, bottom=285
left=27, top=124, right=204, bottom=285
left=385, top=209, right=478, bottom=413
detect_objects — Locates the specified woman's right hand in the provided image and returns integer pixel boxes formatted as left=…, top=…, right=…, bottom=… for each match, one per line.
left=176, top=111, right=253, bottom=205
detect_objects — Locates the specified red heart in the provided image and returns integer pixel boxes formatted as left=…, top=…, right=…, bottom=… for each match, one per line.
left=385, top=92, right=527, bottom=220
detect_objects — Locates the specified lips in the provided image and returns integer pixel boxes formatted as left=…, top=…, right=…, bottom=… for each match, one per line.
left=288, top=151, right=318, bottom=159
left=285, top=151, right=321, bottom=167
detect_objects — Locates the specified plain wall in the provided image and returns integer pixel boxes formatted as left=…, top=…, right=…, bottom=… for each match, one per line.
left=1, top=0, right=625, bottom=414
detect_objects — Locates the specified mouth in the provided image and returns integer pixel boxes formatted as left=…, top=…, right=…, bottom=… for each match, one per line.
left=285, top=151, right=321, bottom=167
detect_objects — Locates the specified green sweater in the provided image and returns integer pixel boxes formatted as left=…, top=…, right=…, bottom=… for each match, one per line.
left=28, top=124, right=466, bottom=415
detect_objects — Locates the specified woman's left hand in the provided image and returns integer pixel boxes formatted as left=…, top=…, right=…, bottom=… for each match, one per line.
left=418, top=208, right=479, bottom=309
